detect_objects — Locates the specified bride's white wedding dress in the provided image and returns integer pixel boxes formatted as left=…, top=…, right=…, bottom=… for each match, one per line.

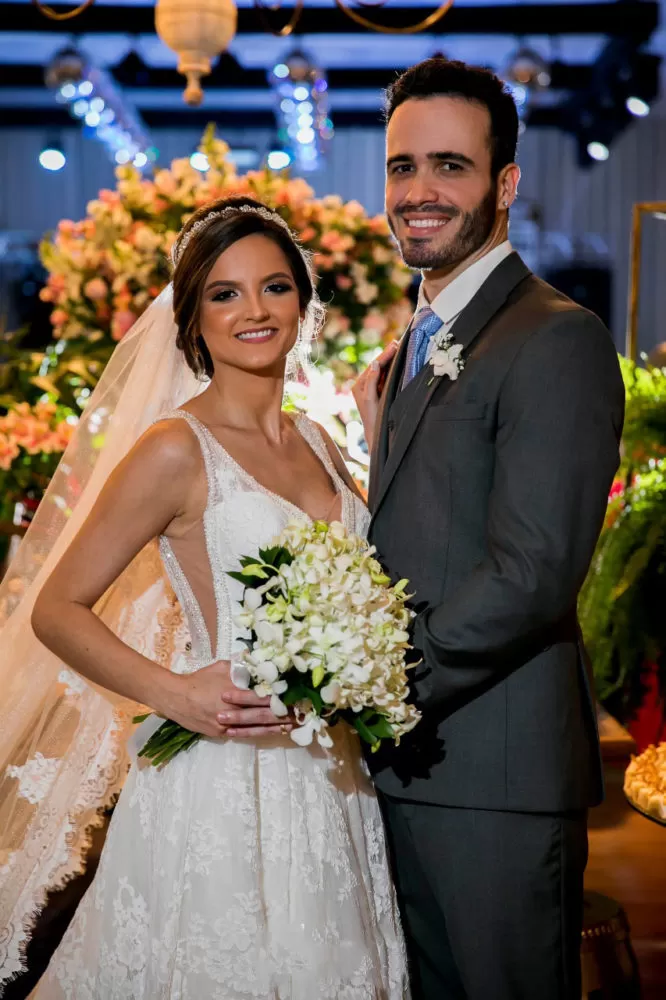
left=33, top=410, right=409, bottom=1000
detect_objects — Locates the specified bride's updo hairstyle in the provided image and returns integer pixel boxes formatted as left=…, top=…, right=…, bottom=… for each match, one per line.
left=171, top=195, right=322, bottom=380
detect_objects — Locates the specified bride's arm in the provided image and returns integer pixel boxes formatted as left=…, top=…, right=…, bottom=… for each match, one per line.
left=31, top=420, right=260, bottom=739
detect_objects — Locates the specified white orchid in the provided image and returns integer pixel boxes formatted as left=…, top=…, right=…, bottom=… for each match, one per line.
left=291, top=705, right=334, bottom=748
left=228, top=518, right=421, bottom=751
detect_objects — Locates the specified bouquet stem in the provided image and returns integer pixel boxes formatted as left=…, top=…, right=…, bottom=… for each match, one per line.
left=133, top=714, right=201, bottom=766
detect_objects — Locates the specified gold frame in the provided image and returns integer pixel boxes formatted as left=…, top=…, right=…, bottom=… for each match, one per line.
left=626, top=201, right=666, bottom=360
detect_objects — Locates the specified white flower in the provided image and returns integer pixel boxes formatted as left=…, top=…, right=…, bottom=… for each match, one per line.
left=232, top=518, right=421, bottom=751
left=428, top=330, right=465, bottom=381
left=270, top=693, right=289, bottom=718
left=290, top=710, right=333, bottom=748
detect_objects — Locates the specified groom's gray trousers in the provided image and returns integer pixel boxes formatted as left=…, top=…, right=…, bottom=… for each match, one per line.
left=379, top=793, right=588, bottom=1000
left=365, top=254, right=625, bottom=1000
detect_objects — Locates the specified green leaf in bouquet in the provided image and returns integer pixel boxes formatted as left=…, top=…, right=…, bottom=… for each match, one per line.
left=132, top=712, right=152, bottom=724
left=258, top=545, right=293, bottom=571
left=351, top=715, right=382, bottom=750
left=227, top=569, right=266, bottom=587
left=258, top=545, right=281, bottom=566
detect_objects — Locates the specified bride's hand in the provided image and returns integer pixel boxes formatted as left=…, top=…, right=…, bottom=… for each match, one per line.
left=352, top=340, right=399, bottom=452
left=165, top=660, right=294, bottom=740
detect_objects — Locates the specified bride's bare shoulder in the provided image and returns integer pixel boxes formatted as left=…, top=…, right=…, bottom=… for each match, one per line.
left=128, top=416, right=203, bottom=478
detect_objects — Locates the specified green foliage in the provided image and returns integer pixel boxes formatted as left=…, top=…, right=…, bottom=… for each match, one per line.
left=618, top=355, right=666, bottom=475
left=0, top=327, right=112, bottom=414
left=580, top=356, right=666, bottom=721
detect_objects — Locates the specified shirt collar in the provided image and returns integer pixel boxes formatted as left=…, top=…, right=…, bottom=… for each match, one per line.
left=415, top=241, right=514, bottom=325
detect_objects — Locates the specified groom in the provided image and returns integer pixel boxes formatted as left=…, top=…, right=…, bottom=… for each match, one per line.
left=354, top=59, right=625, bottom=999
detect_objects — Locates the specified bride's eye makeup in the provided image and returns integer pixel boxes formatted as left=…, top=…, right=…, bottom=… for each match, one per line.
left=211, top=280, right=294, bottom=302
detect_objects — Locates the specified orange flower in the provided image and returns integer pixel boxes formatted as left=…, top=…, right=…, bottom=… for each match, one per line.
left=0, top=434, right=19, bottom=471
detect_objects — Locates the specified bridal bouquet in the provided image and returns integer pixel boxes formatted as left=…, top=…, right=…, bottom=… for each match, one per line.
left=135, top=520, right=421, bottom=765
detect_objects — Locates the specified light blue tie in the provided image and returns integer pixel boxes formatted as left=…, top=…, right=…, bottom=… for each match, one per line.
left=402, top=307, right=443, bottom=388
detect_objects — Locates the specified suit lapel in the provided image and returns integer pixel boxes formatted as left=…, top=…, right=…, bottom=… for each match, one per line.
left=370, top=252, right=531, bottom=520
left=368, top=325, right=411, bottom=509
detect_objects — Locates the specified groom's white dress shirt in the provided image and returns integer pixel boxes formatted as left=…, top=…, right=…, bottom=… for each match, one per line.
left=414, top=240, right=514, bottom=362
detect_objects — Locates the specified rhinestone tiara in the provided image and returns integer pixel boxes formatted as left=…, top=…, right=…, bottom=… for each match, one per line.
left=172, top=204, right=294, bottom=266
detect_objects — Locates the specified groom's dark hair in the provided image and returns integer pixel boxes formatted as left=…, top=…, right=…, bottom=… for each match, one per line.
left=385, top=58, right=519, bottom=178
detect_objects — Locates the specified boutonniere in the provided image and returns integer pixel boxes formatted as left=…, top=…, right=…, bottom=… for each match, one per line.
left=427, top=328, right=465, bottom=386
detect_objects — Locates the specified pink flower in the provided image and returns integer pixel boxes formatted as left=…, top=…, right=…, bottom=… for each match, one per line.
left=111, top=309, right=137, bottom=341
left=320, top=231, right=354, bottom=253
left=344, top=200, right=365, bottom=219
left=335, top=275, right=353, bottom=291
left=50, top=309, right=68, bottom=327
left=58, top=220, right=76, bottom=235
left=99, top=189, right=120, bottom=205
left=84, top=277, right=108, bottom=301
left=363, top=311, right=387, bottom=331
left=39, top=288, right=53, bottom=302
left=299, top=226, right=316, bottom=242
left=154, top=170, right=178, bottom=197
left=369, top=217, right=390, bottom=235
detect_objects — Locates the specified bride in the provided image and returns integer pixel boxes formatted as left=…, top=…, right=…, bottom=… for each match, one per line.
left=0, top=197, right=408, bottom=998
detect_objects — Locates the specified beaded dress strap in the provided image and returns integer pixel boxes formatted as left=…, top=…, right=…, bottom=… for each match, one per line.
left=161, top=409, right=224, bottom=506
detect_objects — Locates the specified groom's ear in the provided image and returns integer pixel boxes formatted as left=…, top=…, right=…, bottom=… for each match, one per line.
left=497, top=162, right=521, bottom=211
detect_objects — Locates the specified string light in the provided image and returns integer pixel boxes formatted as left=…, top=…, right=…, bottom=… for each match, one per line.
left=268, top=50, right=333, bottom=172
left=44, top=47, right=153, bottom=172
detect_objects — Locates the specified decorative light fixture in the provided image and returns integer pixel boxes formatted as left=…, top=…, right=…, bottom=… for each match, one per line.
left=626, top=95, right=650, bottom=117
left=155, top=0, right=237, bottom=106
left=254, top=0, right=454, bottom=37
left=34, top=1, right=455, bottom=106
left=587, top=140, right=610, bottom=162
left=269, top=50, right=332, bottom=172
left=38, top=141, right=66, bottom=172
left=267, top=149, right=292, bottom=171
left=45, top=48, right=154, bottom=171
left=502, top=44, right=551, bottom=125
left=504, top=46, right=552, bottom=90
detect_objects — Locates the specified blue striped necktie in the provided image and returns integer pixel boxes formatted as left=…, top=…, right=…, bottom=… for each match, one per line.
left=402, top=307, right=443, bottom=388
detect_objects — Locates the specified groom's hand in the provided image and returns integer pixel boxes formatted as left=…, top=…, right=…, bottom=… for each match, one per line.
left=352, top=340, right=399, bottom=451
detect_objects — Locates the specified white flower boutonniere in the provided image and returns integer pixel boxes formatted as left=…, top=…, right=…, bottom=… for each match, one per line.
left=427, top=329, right=465, bottom=385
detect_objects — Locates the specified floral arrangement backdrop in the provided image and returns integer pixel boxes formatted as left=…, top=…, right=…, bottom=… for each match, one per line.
left=579, top=357, right=666, bottom=726
left=0, top=128, right=413, bottom=532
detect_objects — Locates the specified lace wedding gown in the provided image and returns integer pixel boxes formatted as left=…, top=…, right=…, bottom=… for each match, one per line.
left=33, top=411, right=409, bottom=1000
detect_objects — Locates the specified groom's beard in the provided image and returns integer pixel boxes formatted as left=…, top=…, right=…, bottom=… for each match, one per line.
left=390, top=184, right=498, bottom=271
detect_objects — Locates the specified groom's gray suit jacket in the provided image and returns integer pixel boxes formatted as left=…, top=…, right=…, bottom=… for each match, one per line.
left=367, top=252, right=625, bottom=813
